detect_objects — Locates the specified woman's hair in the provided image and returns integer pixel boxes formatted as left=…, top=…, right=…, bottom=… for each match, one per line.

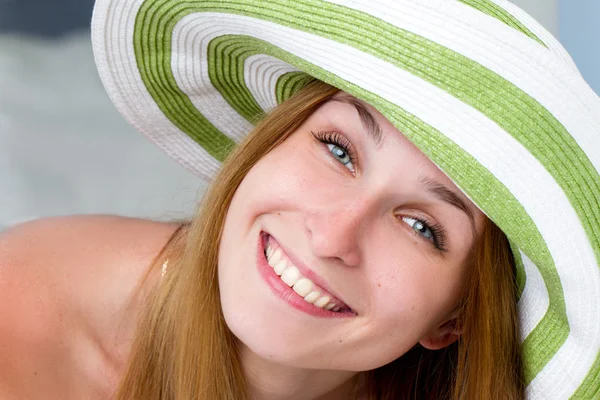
left=116, top=80, right=524, bottom=400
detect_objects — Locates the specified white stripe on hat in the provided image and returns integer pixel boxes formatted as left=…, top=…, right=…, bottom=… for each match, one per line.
left=244, top=54, right=298, bottom=112
left=517, top=251, right=550, bottom=342
left=171, top=12, right=599, bottom=396
left=487, top=0, right=579, bottom=71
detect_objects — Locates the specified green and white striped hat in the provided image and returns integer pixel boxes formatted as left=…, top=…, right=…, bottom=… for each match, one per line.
left=91, top=0, right=600, bottom=397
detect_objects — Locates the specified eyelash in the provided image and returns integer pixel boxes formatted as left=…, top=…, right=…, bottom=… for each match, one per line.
left=311, top=130, right=358, bottom=171
left=311, top=130, right=448, bottom=253
left=404, top=215, right=449, bottom=253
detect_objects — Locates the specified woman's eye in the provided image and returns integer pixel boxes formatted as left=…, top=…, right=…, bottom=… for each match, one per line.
left=400, top=216, right=448, bottom=253
left=326, top=143, right=354, bottom=171
left=402, top=217, right=434, bottom=240
left=311, top=130, right=356, bottom=173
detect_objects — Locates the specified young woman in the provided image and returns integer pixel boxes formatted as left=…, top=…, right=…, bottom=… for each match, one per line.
left=1, top=1, right=599, bottom=399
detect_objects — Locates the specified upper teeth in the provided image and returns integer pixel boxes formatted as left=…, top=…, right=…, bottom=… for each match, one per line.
left=266, top=243, right=342, bottom=312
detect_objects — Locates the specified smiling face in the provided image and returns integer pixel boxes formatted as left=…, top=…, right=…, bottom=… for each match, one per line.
left=218, top=92, right=485, bottom=372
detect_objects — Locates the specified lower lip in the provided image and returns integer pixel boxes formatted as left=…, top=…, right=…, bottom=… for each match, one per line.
left=256, top=233, right=353, bottom=318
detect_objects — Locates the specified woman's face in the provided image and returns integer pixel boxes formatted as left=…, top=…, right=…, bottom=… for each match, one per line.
left=218, top=92, right=485, bottom=371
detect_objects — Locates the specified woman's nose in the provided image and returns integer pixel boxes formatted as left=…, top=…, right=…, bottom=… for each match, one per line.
left=304, top=199, right=371, bottom=268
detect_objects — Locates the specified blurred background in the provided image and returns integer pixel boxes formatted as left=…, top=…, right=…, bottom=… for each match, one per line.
left=0, top=0, right=598, bottom=230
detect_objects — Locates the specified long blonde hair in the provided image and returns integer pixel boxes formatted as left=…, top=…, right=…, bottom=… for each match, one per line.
left=116, top=80, right=523, bottom=399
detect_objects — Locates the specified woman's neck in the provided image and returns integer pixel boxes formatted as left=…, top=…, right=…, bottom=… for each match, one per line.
left=239, top=344, right=364, bottom=400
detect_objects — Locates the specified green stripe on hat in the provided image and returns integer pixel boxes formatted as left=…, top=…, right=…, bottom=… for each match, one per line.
left=573, top=353, right=600, bottom=399
left=208, top=35, right=312, bottom=120
left=208, top=36, right=265, bottom=123
left=276, top=71, right=313, bottom=105
left=133, top=3, right=236, bottom=161
left=458, top=0, right=546, bottom=46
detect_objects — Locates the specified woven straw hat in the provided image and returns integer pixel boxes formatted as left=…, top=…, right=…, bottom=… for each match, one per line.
left=91, top=0, right=600, bottom=398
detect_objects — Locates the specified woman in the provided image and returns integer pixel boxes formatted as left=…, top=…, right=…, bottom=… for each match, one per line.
left=1, top=0, right=599, bottom=399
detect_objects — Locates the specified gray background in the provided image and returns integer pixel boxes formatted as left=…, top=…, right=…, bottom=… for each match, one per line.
left=0, top=0, right=598, bottom=229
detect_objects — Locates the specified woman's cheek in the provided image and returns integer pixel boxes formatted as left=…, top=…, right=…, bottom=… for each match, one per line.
left=366, top=241, right=447, bottom=318
left=259, top=139, right=335, bottom=201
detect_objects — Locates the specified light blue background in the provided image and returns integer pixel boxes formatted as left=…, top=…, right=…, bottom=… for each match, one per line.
left=559, top=0, right=600, bottom=94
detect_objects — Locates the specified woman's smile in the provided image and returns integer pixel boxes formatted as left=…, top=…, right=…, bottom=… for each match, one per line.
left=257, top=231, right=355, bottom=317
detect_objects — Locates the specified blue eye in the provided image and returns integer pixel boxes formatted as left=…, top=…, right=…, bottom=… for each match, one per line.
left=312, top=130, right=356, bottom=173
left=326, top=143, right=354, bottom=170
left=403, top=217, right=433, bottom=239
left=401, top=216, right=448, bottom=252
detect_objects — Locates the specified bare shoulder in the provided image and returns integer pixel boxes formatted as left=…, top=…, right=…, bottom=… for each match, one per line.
left=0, top=215, right=180, bottom=314
left=0, top=214, right=180, bottom=262
left=0, top=215, right=182, bottom=399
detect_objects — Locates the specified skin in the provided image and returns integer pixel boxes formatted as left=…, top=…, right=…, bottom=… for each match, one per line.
left=218, top=93, right=486, bottom=399
left=0, top=215, right=180, bottom=399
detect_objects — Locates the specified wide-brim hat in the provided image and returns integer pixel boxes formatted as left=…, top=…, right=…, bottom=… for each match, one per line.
left=91, top=0, right=600, bottom=398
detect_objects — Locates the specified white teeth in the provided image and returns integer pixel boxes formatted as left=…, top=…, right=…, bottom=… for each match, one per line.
left=314, top=295, right=331, bottom=309
left=292, top=278, right=313, bottom=297
left=303, top=291, right=321, bottom=304
left=280, top=266, right=301, bottom=286
left=274, top=260, right=287, bottom=276
left=266, top=242, right=345, bottom=312
left=268, top=248, right=282, bottom=267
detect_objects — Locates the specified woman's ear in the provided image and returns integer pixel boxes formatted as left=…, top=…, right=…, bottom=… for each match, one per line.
left=418, top=317, right=462, bottom=350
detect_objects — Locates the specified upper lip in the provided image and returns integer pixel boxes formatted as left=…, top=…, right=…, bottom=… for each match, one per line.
left=266, top=232, right=354, bottom=312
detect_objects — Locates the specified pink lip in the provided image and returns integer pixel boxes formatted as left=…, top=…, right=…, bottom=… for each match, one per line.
left=256, top=232, right=355, bottom=318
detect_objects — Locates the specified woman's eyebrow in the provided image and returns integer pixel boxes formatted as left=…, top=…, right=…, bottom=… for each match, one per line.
left=419, top=176, right=476, bottom=237
left=332, top=96, right=384, bottom=147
